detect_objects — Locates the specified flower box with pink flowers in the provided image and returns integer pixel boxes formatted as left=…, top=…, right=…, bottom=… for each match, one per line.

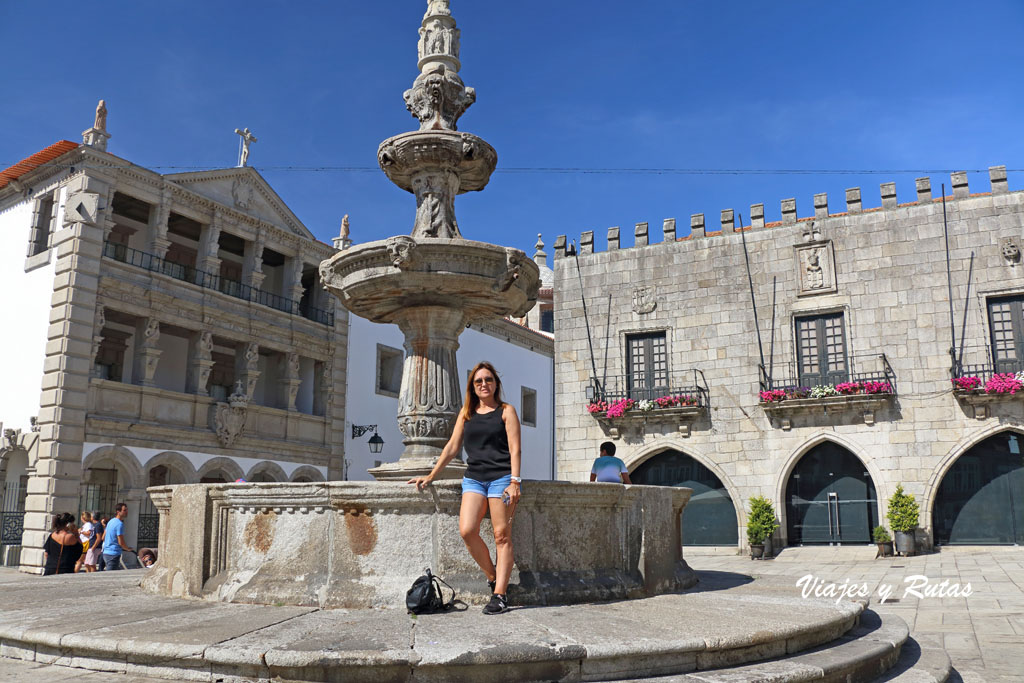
left=951, top=370, right=1024, bottom=418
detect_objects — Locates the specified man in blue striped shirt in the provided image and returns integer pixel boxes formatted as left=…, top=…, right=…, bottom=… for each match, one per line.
left=590, top=441, right=632, bottom=484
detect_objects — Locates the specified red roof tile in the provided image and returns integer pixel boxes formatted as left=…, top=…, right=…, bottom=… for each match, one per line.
left=0, top=140, right=79, bottom=190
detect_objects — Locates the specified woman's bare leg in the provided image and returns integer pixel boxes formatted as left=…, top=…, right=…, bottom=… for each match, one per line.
left=459, top=493, right=496, bottom=582
left=487, top=497, right=514, bottom=595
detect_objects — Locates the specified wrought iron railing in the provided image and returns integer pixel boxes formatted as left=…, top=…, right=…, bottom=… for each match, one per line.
left=587, top=369, right=709, bottom=408
left=137, top=497, right=159, bottom=549
left=952, top=345, right=1024, bottom=384
left=759, top=353, right=897, bottom=395
left=103, top=241, right=333, bottom=326
left=1, top=482, right=26, bottom=546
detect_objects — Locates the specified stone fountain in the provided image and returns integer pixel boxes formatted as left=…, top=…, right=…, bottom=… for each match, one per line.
left=142, top=1, right=697, bottom=610
left=319, top=0, right=539, bottom=481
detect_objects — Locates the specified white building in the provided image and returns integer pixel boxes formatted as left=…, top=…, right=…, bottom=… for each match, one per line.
left=344, top=303, right=555, bottom=481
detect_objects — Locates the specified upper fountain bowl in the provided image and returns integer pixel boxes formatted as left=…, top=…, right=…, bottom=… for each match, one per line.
left=378, top=130, right=497, bottom=194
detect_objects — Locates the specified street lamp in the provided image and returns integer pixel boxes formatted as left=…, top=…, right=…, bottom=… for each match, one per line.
left=352, top=424, right=385, bottom=454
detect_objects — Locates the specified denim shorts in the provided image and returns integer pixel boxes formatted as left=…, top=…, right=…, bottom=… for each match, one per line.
left=462, top=474, right=512, bottom=498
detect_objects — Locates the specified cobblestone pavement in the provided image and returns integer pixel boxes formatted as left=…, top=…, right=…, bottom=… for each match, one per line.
left=687, top=546, right=1024, bottom=682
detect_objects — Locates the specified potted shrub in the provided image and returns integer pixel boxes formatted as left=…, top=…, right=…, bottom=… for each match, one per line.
left=872, top=525, right=893, bottom=558
left=886, top=485, right=920, bottom=556
left=747, top=496, right=780, bottom=560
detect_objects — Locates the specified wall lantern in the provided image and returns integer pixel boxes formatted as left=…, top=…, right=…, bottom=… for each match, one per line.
left=352, top=424, right=384, bottom=454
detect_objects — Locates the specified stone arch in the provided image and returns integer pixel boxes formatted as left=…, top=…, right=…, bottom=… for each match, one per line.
left=776, top=432, right=883, bottom=546
left=923, top=422, right=1024, bottom=539
left=141, top=451, right=198, bottom=485
left=622, top=437, right=744, bottom=544
left=197, top=457, right=245, bottom=483
left=290, top=466, right=326, bottom=483
left=246, top=461, right=288, bottom=483
left=82, top=445, right=145, bottom=491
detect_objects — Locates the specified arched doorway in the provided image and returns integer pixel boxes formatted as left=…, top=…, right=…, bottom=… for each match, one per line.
left=934, top=431, right=1024, bottom=545
left=786, top=442, right=878, bottom=544
left=631, top=450, right=738, bottom=546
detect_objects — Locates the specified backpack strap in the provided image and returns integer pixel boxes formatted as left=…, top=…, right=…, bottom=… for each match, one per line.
left=431, top=574, right=456, bottom=611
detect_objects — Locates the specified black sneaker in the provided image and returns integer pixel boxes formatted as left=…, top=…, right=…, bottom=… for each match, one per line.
left=482, top=593, right=508, bottom=615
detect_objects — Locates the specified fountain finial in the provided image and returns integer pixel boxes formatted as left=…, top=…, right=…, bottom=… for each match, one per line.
left=405, top=0, right=474, bottom=131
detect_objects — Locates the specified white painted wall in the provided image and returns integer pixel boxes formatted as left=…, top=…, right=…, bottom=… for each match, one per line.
left=0, top=195, right=58, bottom=430
left=344, top=316, right=555, bottom=482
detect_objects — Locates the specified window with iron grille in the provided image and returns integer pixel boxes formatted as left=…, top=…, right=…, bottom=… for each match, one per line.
left=795, top=312, right=848, bottom=387
left=626, top=331, right=668, bottom=400
left=988, top=295, right=1024, bottom=373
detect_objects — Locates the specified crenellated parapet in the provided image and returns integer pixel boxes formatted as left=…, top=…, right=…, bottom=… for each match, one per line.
left=553, top=165, right=1013, bottom=258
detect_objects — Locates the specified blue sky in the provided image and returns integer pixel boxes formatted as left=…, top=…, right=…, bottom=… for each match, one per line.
left=2, top=1, right=1022, bottom=254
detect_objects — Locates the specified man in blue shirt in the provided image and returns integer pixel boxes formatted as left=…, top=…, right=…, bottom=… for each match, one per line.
left=590, top=441, right=632, bottom=484
left=101, top=502, right=134, bottom=570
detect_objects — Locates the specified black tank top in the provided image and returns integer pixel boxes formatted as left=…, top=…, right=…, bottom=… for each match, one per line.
left=463, top=406, right=511, bottom=482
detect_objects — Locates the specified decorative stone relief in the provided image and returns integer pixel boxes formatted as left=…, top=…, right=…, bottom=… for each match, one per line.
left=493, top=248, right=525, bottom=292
left=198, top=331, right=214, bottom=361
left=213, top=381, right=249, bottom=447
left=1001, top=237, right=1021, bottom=265
left=632, top=287, right=657, bottom=314
left=244, top=343, right=259, bottom=371
left=232, top=178, right=254, bottom=209
left=142, top=319, right=160, bottom=347
left=794, top=241, right=837, bottom=296
left=404, top=65, right=475, bottom=132
left=386, top=236, right=419, bottom=269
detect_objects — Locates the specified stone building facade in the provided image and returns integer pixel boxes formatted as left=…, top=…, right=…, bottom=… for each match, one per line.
left=553, top=167, right=1024, bottom=550
left=0, top=116, right=345, bottom=571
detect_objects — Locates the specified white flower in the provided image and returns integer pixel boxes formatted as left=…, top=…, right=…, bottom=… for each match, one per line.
left=810, top=385, right=838, bottom=398
left=637, top=399, right=655, bottom=412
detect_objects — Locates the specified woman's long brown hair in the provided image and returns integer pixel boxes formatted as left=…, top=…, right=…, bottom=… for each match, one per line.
left=460, top=361, right=504, bottom=420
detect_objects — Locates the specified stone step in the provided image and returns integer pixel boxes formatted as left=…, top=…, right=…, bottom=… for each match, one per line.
left=873, top=636, right=951, bottom=683
left=620, top=610, right=911, bottom=683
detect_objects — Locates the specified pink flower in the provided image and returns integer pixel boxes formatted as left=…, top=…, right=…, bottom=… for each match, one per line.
left=836, top=382, right=861, bottom=395
left=759, top=389, right=786, bottom=403
left=863, top=381, right=892, bottom=394
left=985, top=373, right=1024, bottom=395
left=951, top=376, right=981, bottom=391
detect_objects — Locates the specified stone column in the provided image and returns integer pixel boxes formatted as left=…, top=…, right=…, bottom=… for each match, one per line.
left=369, top=306, right=467, bottom=480
left=147, top=188, right=172, bottom=259
left=237, top=342, right=261, bottom=399
left=132, top=318, right=162, bottom=387
left=20, top=174, right=110, bottom=573
left=90, top=305, right=105, bottom=377
left=287, top=249, right=305, bottom=310
left=280, top=352, right=301, bottom=411
left=243, top=233, right=266, bottom=290
left=196, top=210, right=223, bottom=275
left=187, top=331, right=215, bottom=396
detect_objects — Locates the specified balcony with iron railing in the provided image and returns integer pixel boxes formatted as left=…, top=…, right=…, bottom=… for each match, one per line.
left=585, top=369, right=709, bottom=438
left=951, top=345, right=1024, bottom=418
left=103, top=242, right=333, bottom=326
left=758, top=353, right=897, bottom=429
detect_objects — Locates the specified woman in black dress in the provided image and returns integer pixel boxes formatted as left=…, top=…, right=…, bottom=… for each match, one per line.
left=43, top=512, right=83, bottom=575
left=409, top=361, right=522, bottom=615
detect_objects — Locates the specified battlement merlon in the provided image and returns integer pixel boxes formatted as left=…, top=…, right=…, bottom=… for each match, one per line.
left=552, top=166, right=1011, bottom=258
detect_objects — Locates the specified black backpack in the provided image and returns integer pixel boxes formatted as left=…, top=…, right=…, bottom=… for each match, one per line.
left=406, top=568, right=455, bottom=615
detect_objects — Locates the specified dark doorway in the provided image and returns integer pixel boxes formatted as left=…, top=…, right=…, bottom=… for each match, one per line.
left=934, top=431, right=1024, bottom=545
left=631, top=450, right=738, bottom=546
left=786, top=442, right=877, bottom=544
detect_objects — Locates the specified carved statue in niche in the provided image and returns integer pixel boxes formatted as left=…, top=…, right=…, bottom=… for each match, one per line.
left=244, top=343, right=259, bottom=371
left=142, top=319, right=160, bottom=347
left=805, top=249, right=825, bottom=289
left=198, top=331, right=214, bottom=361
left=1001, top=237, right=1021, bottom=265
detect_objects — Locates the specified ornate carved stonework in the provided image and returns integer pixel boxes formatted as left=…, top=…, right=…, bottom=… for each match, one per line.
left=632, top=287, right=657, bottom=314
left=386, top=236, right=419, bottom=269
left=232, top=178, right=254, bottom=209
left=1001, top=237, right=1021, bottom=265
left=795, top=240, right=837, bottom=296
left=493, top=248, right=525, bottom=292
left=213, top=381, right=249, bottom=447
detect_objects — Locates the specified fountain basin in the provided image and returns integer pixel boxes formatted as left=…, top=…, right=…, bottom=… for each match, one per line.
left=378, top=130, right=497, bottom=194
left=140, top=481, right=697, bottom=609
left=319, top=236, right=539, bottom=323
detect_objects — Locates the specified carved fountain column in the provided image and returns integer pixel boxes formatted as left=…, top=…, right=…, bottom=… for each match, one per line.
left=319, top=0, right=539, bottom=481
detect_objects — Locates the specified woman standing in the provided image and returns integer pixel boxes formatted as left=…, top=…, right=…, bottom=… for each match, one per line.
left=409, top=361, right=522, bottom=615
left=42, top=513, right=83, bottom=576
left=75, top=511, right=94, bottom=573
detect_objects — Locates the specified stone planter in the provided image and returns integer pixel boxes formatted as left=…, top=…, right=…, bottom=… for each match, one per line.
left=894, top=530, right=916, bottom=556
left=750, top=544, right=765, bottom=559
left=953, top=389, right=1024, bottom=419
left=764, top=535, right=774, bottom=559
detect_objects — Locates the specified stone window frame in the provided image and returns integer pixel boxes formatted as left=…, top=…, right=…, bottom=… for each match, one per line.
left=787, top=302, right=854, bottom=383
left=616, top=325, right=673, bottom=393
left=375, top=343, right=404, bottom=398
left=975, top=286, right=1024, bottom=368
left=521, top=386, right=537, bottom=427
left=24, top=189, right=59, bottom=272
